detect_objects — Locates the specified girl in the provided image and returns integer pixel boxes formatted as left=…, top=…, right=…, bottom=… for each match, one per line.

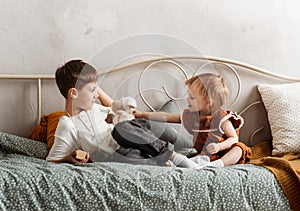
left=134, top=73, right=252, bottom=167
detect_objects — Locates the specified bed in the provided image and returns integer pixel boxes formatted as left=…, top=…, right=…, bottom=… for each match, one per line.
left=0, top=55, right=299, bottom=210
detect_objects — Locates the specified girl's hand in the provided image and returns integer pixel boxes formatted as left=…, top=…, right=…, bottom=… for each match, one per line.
left=133, top=109, right=143, bottom=118
left=206, top=143, right=220, bottom=155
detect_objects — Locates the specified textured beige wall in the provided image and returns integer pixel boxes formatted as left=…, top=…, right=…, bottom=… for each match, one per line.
left=1, top=1, right=300, bottom=76
left=1, top=0, right=300, bottom=136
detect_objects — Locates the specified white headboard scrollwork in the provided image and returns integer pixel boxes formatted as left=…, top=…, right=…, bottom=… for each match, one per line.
left=138, top=59, right=189, bottom=111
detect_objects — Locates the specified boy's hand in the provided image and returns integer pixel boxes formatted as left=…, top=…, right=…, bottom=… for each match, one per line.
left=105, top=113, right=113, bottom=123
left=206, top=143, right=220, bottom=155
left=65, top=150, right=90, bottom=164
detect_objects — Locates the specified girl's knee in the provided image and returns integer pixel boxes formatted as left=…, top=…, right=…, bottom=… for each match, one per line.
left=232, top=145, right=243, bottom=152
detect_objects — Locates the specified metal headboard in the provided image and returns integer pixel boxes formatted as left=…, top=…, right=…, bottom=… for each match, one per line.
left=1, top=55, right=300, bottom=131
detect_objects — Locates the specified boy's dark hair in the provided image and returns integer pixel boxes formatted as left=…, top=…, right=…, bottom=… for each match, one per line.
left=55, top=60, right=99, bottom=99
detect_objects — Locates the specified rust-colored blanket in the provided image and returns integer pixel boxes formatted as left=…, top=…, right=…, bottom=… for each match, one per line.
left=250, top=142, right=300, bottom=211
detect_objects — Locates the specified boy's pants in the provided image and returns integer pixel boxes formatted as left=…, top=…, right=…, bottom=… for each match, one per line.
left=110, top=119, right=174, bottom=166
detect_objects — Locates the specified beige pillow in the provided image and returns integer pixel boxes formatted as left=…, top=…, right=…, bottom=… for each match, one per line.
left=258, top=82, right=300, bottom=156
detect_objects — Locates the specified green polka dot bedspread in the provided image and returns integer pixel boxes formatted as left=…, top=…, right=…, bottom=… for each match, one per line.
left=0, top=132, right=291, bottom=211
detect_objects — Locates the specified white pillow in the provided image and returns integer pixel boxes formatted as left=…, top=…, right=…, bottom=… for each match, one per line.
left=258, top=82, right=300, bottom=156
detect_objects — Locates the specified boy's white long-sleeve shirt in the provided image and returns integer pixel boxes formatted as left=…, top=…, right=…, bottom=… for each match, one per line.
left=46, top=104, right=119, bottom=162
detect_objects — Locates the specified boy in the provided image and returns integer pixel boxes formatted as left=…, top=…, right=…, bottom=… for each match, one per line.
left=46, top=59, right=205, bottom=168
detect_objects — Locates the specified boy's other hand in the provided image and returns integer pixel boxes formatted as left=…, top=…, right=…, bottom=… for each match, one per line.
left=67, top=150, right=90, bottom=164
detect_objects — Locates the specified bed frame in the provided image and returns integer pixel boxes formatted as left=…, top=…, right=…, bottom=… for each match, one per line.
left=1, top=55, right=299, bottom=146
left=1, top=55, right=299, bottom=210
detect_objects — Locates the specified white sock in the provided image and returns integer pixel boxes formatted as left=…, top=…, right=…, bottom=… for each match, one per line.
left=190, top=155, right=210, bottom=166
left=172, top=153, right=200, bottom=169
left=209, top=159, right=224, bottom=167
left=167, top=160, right=176, bottom=167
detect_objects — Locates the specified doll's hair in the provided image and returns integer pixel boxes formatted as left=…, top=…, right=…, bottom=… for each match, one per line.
left=185, top=73, right=229, bottom=110
left=55, top=60, right=99, bottom=99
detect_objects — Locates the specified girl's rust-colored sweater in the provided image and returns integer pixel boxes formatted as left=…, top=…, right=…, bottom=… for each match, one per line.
left=182, top=109, right=252, bottom=163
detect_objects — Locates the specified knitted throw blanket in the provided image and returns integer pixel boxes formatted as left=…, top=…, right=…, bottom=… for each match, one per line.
left=250, top=142, right=300, bottom=211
